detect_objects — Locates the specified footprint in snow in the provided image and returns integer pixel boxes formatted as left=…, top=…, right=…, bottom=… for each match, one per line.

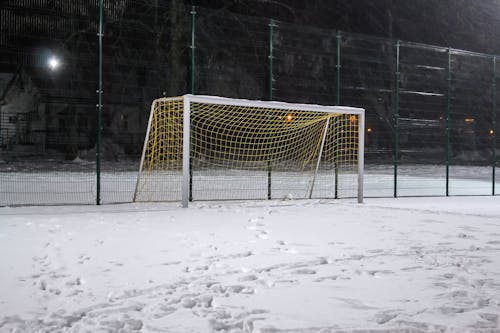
left=293, top=268, right=316, bottom=275
left=153, top=305, right=177, bottom=318
left=256, top=231, right=269, bottom=239
left=457, top=233, right=476, bottom=239
left=228, top=251, right=253, bottom=258
left=314, top=275, right=339, bottom=282
left=401, top=266, right=423, bottom=271
left=239, top=274, right=259, bottom=282
left=439, top=306, right=467, bottom=314
left=65, top=277, right=84, bottom=287
left=479, top=313, right=499, bottom=323
left=460, top=225, right=480, bottom=232
left=77, top=254, right=91, bottom=264
left=336, top=297, right=379, bottom=310
left=109, top=261, right=124, bottom=267
left=248, top=217, right=264, bottom=224
left=420, top=219, right=444, bottom=224
left=374, top=311, right=399, bottom=324
left=227, top=285, right=255, bottom=294
left=367, top=249, right=385, bottom=254
left=32, top=255, right=48, bottom=262
left=281, top=248, right=298, bottom=254
left=367, top=270, right=394, bottom=277
left=161, top=261, right=182, bottom=266
left=99, top=319, right=143, bottom=331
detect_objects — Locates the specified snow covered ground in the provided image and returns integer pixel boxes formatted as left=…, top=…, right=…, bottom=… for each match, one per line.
left=1, top=196, right=500, bottom=332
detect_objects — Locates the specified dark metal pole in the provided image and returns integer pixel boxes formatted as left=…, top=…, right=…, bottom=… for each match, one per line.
left=268, top=19, right=275, bottom=101
left=190, top=6, right=196, bottom=94
left=446, top=48, right=452, bottom=197
left=393, top=40, right=400, bottom=198
left=493, top=56, right=497, bottom=196
left=267, top=19, right=276, bottom=200
left=336, top=31, right=342, bottom=106
left=334, top=31, right=342, bottom=199
left=96, top=0, right=103, bottom=205
left=189, top=5, right=196, bottom=202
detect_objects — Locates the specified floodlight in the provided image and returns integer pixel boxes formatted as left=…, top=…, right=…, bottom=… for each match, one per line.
left=48, top=57, right=60, bottom=71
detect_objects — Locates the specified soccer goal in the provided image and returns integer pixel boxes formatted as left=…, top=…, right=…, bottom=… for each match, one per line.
left=133, top=95, right=364, bottom=207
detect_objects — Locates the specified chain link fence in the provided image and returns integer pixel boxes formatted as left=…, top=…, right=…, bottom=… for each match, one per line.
left=1, top=2, right=498, bottom=206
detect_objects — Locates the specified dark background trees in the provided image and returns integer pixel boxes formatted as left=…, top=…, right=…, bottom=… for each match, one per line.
left=194, top=0, right=500, bottom=55
left=1, top=0, right=499, bottom=163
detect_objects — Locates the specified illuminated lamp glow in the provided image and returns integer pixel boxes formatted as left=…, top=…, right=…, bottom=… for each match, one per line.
left=48, top=57, right=60, bottom=70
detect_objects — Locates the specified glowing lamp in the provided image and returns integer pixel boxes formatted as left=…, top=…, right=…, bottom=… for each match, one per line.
left=48, top=57, right=60, bottom=71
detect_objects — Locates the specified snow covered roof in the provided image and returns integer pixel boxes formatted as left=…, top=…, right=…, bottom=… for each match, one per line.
left=0, top=72, right=16, bottom=102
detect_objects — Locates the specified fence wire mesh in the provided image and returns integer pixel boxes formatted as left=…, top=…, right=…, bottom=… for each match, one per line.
left=0, top=2, right=499, bottom=206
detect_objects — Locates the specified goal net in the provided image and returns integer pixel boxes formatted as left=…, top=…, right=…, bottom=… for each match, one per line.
left=133, top=95, right=364, bottom=206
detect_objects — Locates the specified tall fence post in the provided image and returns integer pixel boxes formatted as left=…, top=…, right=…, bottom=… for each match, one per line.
left=493, top=56, right=497, bottom=195
left=268, top=19, right=275, bottom=101
left=335, top=31, right=342, bottom=106
left=446, top=48, right=452, bottom=196
left=267, top=19, right=276, bottom=200
left=96, top=0, right=103, bottom=205
left=335, top=31, right=342, bottom=199
left=190, top=6, right=196, bottom=94
left=393, top=40, right=400, bottom=198
left=188, top=5, right=196, bottom=202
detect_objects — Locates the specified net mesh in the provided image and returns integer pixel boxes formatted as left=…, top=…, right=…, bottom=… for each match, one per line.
left=134, top=96, right=360, bottom=202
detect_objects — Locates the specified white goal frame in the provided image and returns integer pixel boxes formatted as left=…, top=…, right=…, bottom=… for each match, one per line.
left=135, top=94, right=365, bottom=207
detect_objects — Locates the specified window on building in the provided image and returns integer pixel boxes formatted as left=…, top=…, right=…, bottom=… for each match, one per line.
left=120, top=114, right=129, bottom=130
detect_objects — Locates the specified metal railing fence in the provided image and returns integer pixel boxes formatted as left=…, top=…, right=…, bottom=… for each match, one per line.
left=0, top=2, right=498, bottom=206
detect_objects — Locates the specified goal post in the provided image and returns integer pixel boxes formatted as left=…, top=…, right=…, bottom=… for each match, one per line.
left=133, top=95, right=365, bottom=206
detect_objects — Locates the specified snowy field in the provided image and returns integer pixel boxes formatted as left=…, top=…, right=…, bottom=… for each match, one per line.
left=1, top=196, right=500, bottom=332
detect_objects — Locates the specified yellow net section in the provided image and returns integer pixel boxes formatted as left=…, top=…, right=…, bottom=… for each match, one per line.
left=191, top=102, right=330, bottom=170
left=144, top=98, right=183, bottom=171
left=134, top=97, right=183, bottom=202
left=135, top=97, right=360, bottom=202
